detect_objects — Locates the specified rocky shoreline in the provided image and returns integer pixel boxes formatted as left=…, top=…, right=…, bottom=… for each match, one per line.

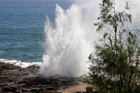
left=0, top=62, right=87, bottom=93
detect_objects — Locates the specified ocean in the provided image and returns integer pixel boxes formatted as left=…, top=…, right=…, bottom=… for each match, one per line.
left=0, top=1, right=72, bottom=62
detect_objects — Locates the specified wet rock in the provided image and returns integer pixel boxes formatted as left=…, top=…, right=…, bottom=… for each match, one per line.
left=31, top=88, right=43, bottom=92
left=0, top=84, right=7, bottom=87
left=2, top=87, right=17, bottom=92
left=22, top=88, right=32, bottom=92
left=18, top=80, right=28, bottom=84
left=46, top=87, right=55, bottom=90
left=0, top=62, right=84, bottom=93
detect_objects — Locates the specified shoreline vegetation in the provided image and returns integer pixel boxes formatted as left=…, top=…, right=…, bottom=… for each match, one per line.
left=0, top=62, right=87, bottom=93
left=85, top=0, right=140, bottom=93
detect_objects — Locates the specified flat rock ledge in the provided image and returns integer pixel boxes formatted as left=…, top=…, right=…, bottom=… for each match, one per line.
left=0, top=62, right=86, bottom=93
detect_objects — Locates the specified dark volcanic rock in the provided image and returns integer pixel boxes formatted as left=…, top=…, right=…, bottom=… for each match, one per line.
left=2, top=87, right=17, bottom=92
left=0, top=62, right=83, bottom=93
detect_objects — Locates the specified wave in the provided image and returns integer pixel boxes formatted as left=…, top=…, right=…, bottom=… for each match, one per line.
left=0, top=58, right=41, bottom=68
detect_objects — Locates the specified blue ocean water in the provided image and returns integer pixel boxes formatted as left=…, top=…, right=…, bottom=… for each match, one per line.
left=0, top=1, right=72, bottom=62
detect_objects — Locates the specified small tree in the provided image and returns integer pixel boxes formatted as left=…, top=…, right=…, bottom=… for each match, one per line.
left=85, top=0, right=140, bottom=92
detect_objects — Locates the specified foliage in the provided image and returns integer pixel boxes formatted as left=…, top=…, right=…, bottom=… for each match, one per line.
left=85, top=0, right=140, bottom=93
left=86, top=86, right=94, bottom=93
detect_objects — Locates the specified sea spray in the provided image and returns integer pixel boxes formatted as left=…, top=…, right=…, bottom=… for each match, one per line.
left=40, top=1, right=100, bottom=77
left=40, top=0, right=140, bottom=77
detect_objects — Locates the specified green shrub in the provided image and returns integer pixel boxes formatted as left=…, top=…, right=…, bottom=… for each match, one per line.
left=85, top=0, right=140, bottom=93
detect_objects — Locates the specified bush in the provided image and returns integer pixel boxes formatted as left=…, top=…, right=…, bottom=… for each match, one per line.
left=85, top=0, right=140, bottom=93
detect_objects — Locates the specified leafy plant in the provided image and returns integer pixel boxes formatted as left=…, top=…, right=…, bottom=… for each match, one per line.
left=86, top=0, right=140, bottom=93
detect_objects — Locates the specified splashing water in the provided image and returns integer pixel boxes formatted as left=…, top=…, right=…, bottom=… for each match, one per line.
left=40, top=0, right=140, bottom=77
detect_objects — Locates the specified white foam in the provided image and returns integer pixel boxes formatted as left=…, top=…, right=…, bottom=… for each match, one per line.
left=0, top=58, right=41, bottom=68
left=40, top=0, right=101, bottom=77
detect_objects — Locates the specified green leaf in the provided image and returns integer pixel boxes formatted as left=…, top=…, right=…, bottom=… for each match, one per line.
left=103, top=33, right=108, bottom=39
left=94, top=22, right=99, bottom=26
left=128, top=14, right=132, bottom=23
left=97, top=23, right=104, bottom=31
